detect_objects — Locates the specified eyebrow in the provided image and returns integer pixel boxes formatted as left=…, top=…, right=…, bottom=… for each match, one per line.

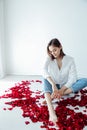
left=49, top=48, right=56, bottom=52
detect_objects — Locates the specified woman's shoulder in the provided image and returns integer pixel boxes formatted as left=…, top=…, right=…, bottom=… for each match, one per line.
left=64, top=55, right=74, bottom=62
left=44, top=56, right=52, bottom=63
left=45, top=56, right=51, bottom=60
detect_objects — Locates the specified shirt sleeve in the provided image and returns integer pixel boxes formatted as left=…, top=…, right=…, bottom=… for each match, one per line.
left=64, top=58, right=77, bottom=88
left=42, top=57, right=51, bottom=78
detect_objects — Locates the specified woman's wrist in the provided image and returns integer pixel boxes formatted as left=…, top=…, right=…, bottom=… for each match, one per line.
left=52, top=84, right=58, bottom=92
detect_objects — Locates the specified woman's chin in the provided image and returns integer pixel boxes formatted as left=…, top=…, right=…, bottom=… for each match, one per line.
left=54, top=56, right=57, bottom=58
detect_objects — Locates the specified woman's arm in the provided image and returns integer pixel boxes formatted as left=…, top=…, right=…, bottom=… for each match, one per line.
left=59, top=58, right=77, bottom=95
left=64, top=59, right=77, bottom=88
left=43, top=57, right=60, bottom=98
left=47, top=76, right=60, bottom=99
left=42, top=57, right=51, bottom=78
left=46, top=76, right=57, bottom=91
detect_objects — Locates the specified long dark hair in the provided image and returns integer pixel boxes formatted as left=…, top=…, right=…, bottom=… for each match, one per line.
left=47, top=38, right=65, bottom=60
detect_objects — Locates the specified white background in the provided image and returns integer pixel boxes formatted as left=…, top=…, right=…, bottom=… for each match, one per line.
left=1, top=0, right=87, bottom=76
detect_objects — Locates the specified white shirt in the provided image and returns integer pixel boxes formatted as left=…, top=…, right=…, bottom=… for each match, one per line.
left=42, top=55, right=77, bottom=88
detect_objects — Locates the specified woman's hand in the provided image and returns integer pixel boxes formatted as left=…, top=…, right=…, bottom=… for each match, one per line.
left=51, top=84, right=61, bottom=99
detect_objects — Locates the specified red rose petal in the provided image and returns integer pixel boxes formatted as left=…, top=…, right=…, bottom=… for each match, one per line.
left=25, top=121, right=30, bottom=125
left=0, top=80, right=87, bottom=130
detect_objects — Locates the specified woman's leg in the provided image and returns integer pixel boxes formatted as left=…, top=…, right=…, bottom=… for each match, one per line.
left=63, top=88, right=72, bottom=95
left=42, top=79, right=60, bottom=103
left=42, top=79, right=53, bottom=104
left=44, top=92, right=58, bottom=125
left=63, top=78, right=87, bottom=95
left=70, top=78, right=87, bottom=93
left=42, top=79, right=58, bottom=125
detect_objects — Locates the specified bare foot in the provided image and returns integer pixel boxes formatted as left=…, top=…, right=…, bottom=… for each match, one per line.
left=49, top=113, right=58, bottom=126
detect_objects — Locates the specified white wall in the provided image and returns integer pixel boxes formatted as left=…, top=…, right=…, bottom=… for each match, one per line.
left=0, top=0, right=5, bottom=78
left=4, top=0, right=87, bottom=76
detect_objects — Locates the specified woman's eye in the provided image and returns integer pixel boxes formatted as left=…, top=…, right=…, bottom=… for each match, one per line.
left=54, top=49, right=56, bottom=52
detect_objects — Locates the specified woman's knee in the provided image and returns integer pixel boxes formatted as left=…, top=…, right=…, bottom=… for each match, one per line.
left=79, top=78, right=87, bottom=86
left=42, top=78, right=52, bottom=94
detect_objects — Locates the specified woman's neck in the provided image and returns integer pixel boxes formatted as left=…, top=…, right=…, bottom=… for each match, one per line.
left=56, top=56, right=63, bottom=61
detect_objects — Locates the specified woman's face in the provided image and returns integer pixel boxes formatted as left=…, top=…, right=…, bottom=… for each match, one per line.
left=49, top=45, right=61, bottom=58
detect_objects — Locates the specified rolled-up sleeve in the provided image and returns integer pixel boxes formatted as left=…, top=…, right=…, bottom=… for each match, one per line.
left=64, top=59, right=77, bottom=88
left=42, top=57, right=51, bottom=78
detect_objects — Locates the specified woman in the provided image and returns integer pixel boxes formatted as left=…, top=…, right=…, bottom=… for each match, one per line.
left=42, top=38, right=87, bottom=126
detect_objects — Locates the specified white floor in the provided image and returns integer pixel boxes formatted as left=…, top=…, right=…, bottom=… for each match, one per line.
left=0, top=75, right=87, bottom=130
left=0, top=75, right=44, bottom=130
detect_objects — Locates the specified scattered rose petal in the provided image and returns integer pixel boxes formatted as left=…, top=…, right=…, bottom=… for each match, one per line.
left=3, top=108, right=6, bottom=110
left=0, top=80, right=87, bottom=130
left=25, top=121, right=30, bottom=125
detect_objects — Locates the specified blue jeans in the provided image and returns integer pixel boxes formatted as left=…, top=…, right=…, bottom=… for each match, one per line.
left=43, top=78, right=87, bottom=94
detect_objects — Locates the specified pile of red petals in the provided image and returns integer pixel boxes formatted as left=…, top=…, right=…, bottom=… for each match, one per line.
left=0, top=80, right=87, bottom=130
